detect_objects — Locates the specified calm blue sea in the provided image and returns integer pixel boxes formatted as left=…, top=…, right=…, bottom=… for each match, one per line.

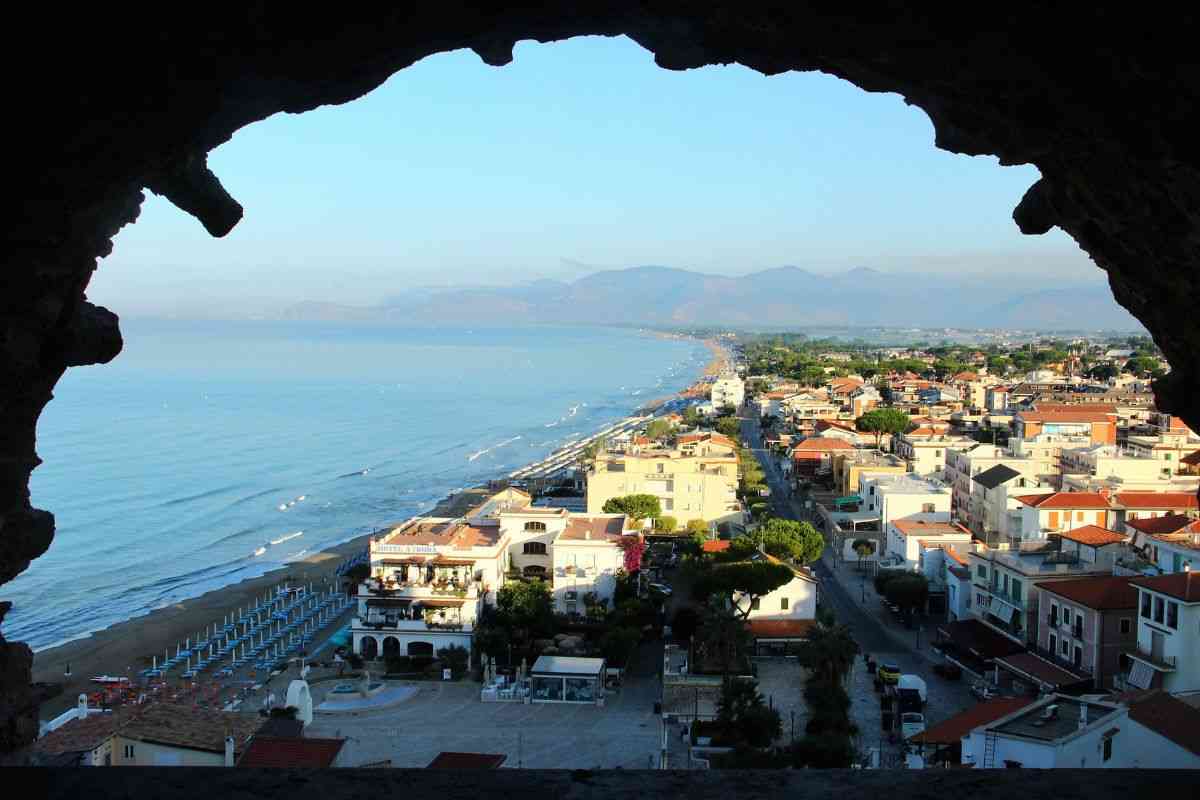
left=9, top=320, right=707, bottom=651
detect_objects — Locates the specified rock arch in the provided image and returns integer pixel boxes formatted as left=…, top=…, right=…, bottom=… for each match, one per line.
left=5, top=5, right=1200, bottom=752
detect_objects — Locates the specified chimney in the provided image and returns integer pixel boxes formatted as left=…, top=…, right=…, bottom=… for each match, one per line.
left=224, top=735, right=235, bottom=767
left=77, top=693, right=88, bottom=719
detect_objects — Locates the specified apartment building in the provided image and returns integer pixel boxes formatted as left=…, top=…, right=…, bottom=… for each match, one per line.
left=1126, top=515, right=1200, bottom=573
left=586, top=441, right=740, bottom=526
left=886, top=519, right=971, bottom=571
left=831, top=450, right=907, bottom=496
left=893, top=431, right=976, bottom=477
left=969, top=464, right=1054, bottom=543
left=967, top=529, right=1124, bottom=646
left=1013, top=409, right=1117, bottom=446
left=790, top=436, right=854, bottom=478
left=710, top=374, right=745, bottom=409
left=861, top=473, right=952, bottom=531
left=1036, top=576, right=1138, bottom=689
left=1124, top=572, right=1200, bottom=693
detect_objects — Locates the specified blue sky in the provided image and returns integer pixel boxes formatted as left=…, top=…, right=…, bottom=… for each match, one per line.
left=96, top=35, right=1103, bottom=316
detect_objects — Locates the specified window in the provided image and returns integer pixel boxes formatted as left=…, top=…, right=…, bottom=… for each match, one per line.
left=1120, top=618, right=1132, bottom=635
left=524, top=521, right=546, bottom=532
left=523, top=541, right=547, bottom=555
left=922, top=503, right=935, bottom=513
left=1154, top=596, right=1165, bottom=624
left=1073, top=645, right=1082, bottom=666
left=1141, top=591, right=1151, bottom=618
left=657, top=462, right=665, bottom=473
left=1050, top=604, right=1059, bottom=626
left=123, top=744, right=135, bottom=759
left=781, top=597, right=790, bottom=610
left=1011, top=579, right=1022, bottom=604
left=1167, top=601, right=1179, bottom=630
left=751, top=598, right=761, bottom=610
left=1103, top=735, right=1113, bottom=762
left=1049, top=633, right=1057, bottom=655
left=1063, top=608, right=1071, bottom=627
left=1061, top=638, right=1069, bottom=656
left=977, top=564, right=987, bottom=579
left=1003, top=574, right=1010, bottom=594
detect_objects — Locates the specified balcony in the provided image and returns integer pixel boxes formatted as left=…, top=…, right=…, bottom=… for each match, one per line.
left=1124, top=644, right=1177, bottom=671
left=360, top=581, right=479, bottom=600
left=1032, top=643, right=1091, bottom=677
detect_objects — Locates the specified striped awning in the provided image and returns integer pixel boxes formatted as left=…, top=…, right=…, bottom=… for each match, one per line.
left=989, top=596, right=1021, bottom=624
left=1128, top=660, right=1154, bottom=690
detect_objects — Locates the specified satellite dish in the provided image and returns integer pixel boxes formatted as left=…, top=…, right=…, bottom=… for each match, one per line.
left=285, top=679, right=313, bottom=726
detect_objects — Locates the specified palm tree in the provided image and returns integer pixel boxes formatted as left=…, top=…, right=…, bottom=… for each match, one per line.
left=696, top=598, right=751, bottom=676
left=797, top=620, right=859, bottom=691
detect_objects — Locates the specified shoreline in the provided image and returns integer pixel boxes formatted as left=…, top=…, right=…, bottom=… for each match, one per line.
left=30, top=331, right=722, bottom=719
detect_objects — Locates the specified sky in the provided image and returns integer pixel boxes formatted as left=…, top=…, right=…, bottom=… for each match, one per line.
left=94, top=35, right=1106, bottom=317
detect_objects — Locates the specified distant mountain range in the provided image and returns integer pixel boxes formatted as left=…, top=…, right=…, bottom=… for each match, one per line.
left=280, top=265, right=1142, bottom=331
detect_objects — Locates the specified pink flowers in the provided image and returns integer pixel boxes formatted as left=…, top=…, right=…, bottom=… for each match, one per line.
left=619, top=535, right=647, bottom=573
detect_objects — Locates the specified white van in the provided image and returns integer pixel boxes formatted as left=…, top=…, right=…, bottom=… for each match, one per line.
left=897, top=674, right=927, bottom=703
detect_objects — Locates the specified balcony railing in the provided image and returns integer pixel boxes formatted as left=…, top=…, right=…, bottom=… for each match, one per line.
left=1032, top=643, right=1091, bottom=677
left=1125, top=644, right=1177, bottom=671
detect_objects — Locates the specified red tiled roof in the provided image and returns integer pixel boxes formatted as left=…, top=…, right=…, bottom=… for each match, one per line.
left=32, top=711, right=121, bottom=756
left=1126, top=514, right=1200, bottom=536
left=1058, top=525, right=1126, bottom=547
left=427, top=751, right=507, bottom=769
left=1181, top=450, right=1200, bottom=466
left=1034, top=402, right=1118, bottom=413
left=937, top=619, right=1025, bottom=660
left=1127, top=691, right=1200, bottom=756
left=1016, top=492, right=1110, bottom=509
left=746, top=619, right=817, bottom=639
left=792, top=437, right=854, bottom=452
left=944, top=548, right=969, bottom=566
left=1039, top=576, right=1138, bottom=610
left=952, top=372, right=978, bottom=381
left=909, top=698, right=1032, bottom=745
left=701, top=540, right=731, bottom=553
left=1130, top=573, right=1200, bottom=603
left=1114, top=492, right=1199, bottom=510
left=238, top=736, right=345, bottom=768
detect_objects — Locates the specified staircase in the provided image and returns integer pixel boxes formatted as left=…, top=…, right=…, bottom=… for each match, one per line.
left=982, top=730, right=998, bottom=768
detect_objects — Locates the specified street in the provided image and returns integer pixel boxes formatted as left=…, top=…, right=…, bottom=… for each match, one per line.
left=737, top=409, right=974, bottom=764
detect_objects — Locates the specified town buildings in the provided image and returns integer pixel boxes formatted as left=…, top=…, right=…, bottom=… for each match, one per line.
left=709, top=373, right=744, bottom=410
left=354, top=490, right=628, bottom=661
left=1124, top=572, right=1200, bottom=692
left=1035, top=576, right=1138, bottom=689
left=585, top=437, right=741, bottom=526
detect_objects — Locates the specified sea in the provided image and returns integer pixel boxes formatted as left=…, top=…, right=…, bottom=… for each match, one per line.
left=9, top=320, right=709, bottom=652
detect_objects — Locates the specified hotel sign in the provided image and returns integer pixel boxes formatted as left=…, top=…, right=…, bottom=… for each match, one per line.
left=375, top=544, right=439, bottom=555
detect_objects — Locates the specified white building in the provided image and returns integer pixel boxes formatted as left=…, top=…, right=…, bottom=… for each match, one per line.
left=1124, top=572, right=1200, bottom=693
left=353, top=491, right=628, bottom=662
left=962, top=695, right=1127, bottom=768
left=710, top=374, right=745, bottom=410
left=886, top=519, right=972, bottom=571
left=860, top=474, right=953, bottom=531
left=894, top=432, right=976, bottom=477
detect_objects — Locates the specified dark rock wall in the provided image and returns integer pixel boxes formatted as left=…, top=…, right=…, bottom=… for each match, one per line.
left=4, top=3, right=1199, bottom=751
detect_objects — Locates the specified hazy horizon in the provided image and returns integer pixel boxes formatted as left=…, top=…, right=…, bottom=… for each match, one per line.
left=94, top=34, right=1116, bottom=319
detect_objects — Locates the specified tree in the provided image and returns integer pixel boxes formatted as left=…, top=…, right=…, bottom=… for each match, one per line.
left=756, top=518, right=824, bottom=564
left=796, top=621, right=859, bottom=692
left=699, top=561, right=795, bottom=620
left=436, top=644, right=469, bottom=678
left=653, top=515, right=678, bottom=533
left=715, top=416, right=741, bottom=439
left=883, top=572, right=929, bottom=614
left=696, top=598, right=752, bottom=675
left=645, top=418, right=673, bottom=441
left=602, top=494, right=661, bottom=526
left=852, top=538, right=875, bottom=571
left=496, top=580, right=555, bottom=636
left=598, top=627, right=641, bottom=667
left=579, top=436, right=607, bottom=466
left=671, top=607, right=700, bottom=641
left=682, top=406, right=702, bottom=428
left=686, top=519, right=710, bottom=537
left=717, top=677, right=781, bottom=748
left=855, top=407, right=911, bottom=449
left=1125, top=355, right=1160, bottom=376
left=1087, top=363, right=1118, bottom=381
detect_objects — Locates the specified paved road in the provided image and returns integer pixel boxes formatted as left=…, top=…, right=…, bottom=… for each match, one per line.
left=735, top=407, right=974, bottom=761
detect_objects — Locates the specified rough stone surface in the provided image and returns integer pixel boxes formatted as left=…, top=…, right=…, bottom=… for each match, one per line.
left=5, top=4, right=1200, bottom=752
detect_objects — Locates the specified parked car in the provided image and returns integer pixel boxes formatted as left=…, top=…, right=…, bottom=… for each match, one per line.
left=877, top=663, right=901, bottom=684
left=647, top=583, right=673, bottom=597
left=900, top=712, right=926, bottom=740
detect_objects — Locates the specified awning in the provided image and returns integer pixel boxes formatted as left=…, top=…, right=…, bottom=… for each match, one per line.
left=415, top=598, right=465, bottom=607
left=432, top=558, right=476, bottom=566
left=995, top=652, right=1088, bottom=690
left=988, top=596, right=1021, bottom=624
left=381, top=558, right=428, bottom=565
left=1127, top=660, right=1154, bottom=690
left=937, top=619, right=1024, bottom=661
left=365, top=598, right=412, bottom=607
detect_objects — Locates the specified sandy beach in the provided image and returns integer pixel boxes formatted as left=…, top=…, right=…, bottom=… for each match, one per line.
left=31, top=534, right=368, bottom=719
left=30, top=333, right=726, bottom=720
